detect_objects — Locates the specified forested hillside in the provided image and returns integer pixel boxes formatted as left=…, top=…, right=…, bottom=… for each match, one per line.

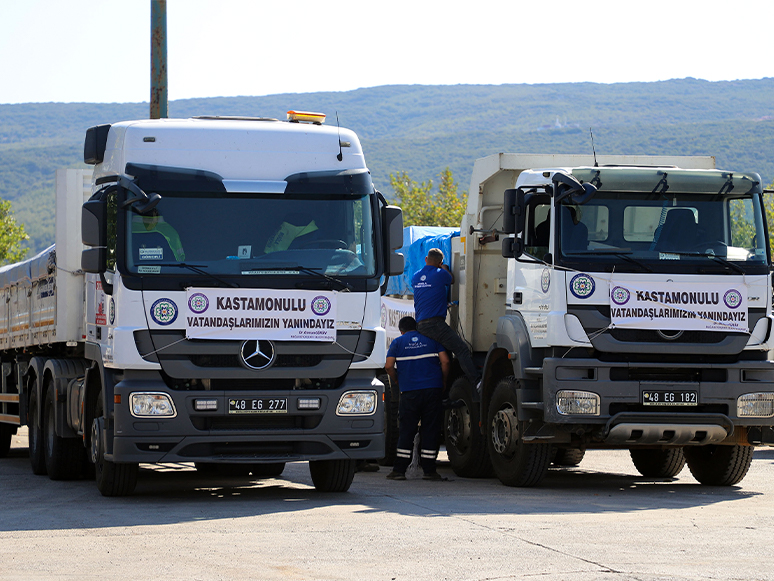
left=1, top=78, right=772, bottom=253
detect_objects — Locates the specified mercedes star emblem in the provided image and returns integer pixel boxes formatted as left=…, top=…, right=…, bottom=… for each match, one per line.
left=240, top=339, right=275, bottom=370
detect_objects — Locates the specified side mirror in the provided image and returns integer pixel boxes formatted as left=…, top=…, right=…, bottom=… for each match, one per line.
left=387, top=252, right=405, bottom=276
left=82, top=199, right=107, bottom=247
left=502, top=189, right=526, bottom=234
left=81, top=247, right=107, bottom=274
left=502, top=236, right=524, bottom=259
left=383, top=205, right=403, bottom=250
left=82, top=199, right=107, bottom=274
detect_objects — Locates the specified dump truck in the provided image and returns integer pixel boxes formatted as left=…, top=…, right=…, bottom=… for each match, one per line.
left=0, top=112, right=404, bottom=495
left=396, top=153, right=774, bottom=487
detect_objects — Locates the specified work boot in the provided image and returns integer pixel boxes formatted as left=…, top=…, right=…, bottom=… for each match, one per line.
left=422, top=471, right=444, bottom=481
left=386, top=471, right=406, bottom=480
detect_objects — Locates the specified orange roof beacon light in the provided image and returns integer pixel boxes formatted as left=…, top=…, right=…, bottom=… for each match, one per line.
left=287, top=110, right=326, bottom=125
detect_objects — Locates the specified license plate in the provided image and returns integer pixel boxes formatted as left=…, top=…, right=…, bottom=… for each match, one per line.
left=642, top=390, right=697, bottom=406
left=228, top=398, right=288, bottom=414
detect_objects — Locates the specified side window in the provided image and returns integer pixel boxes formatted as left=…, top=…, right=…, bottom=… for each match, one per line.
left=106, top=190, right=117, bottom=271
left=524, top=203, right=550, bottom=258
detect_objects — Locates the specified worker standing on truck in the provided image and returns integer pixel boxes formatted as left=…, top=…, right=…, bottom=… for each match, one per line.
left=385, top=316, right=450, bottom=481
left=412, top=248, right=480, bottom=388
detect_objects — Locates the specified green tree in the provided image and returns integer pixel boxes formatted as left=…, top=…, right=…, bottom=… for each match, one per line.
left=0, top=199, right=29, bottom=265
left=389, top=168, right=467, bottom=227
left=766, top=180, right=774, bottom=256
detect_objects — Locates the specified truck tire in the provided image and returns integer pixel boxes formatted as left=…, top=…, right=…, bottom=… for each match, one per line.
left=309, top=459, right=355, bottom=492
left=28, top=390, right=47, bottom=475
left=92, top=392, right=138, bottom=496
left=487, top=377, right=551, bottom=487
left=379, top=373, right=399, bottom=466
left=445, top=376, right=492, bottom=477
left=0, top=423, right=15, bottom=458
left=552, top=447, right=586, bottom=467
left=44, top=383, right=84, bottom=480
left=683, top=444, right=753, bottom=486
left=630, top=448, right=686, bottom=478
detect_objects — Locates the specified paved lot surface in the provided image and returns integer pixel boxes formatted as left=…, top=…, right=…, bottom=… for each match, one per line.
left=1, top=427, right=773, bottom=581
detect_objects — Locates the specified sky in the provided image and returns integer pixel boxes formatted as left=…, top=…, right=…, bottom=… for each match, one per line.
left=1, top=0, right=773, bottom=104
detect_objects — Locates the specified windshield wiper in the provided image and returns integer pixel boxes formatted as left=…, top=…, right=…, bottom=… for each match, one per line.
left=666, top=252, right=746, bottom=275
left=260, top=264, right=352, bottom=291
left=571, top=250, right=652, bottom=272
left=158, top=263, right=240, bottom=288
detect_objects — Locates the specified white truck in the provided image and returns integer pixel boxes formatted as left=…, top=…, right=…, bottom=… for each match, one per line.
left=0, top=113, right=404, bottom=496
left=401, top=153, right=774, bottom=487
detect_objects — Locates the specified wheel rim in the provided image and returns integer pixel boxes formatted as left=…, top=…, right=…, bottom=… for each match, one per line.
left=45, top=396, right=55, bottom=459
left=491, top=405, right=519, bottom=456
left=90, top=417, right=101, bottom=465
left=446, top=405, right=470, bottom=452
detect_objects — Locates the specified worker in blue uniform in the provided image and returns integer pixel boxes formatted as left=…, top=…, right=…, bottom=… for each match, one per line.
left=384, top=316, right=450, bottom=481
left=411, top=248, right=479, bottom=388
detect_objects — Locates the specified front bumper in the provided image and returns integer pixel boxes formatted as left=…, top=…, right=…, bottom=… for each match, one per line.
left=539, top=357, right=774, bottom=445
left=108, top=371, right=384, bottom=464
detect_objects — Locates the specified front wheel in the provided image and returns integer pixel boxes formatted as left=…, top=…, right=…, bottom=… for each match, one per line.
left=444, top=376, right=491, bottom=477
left=309, top=459, right=355, bottom=492
left=630, top=448, right=685, bottom=478
left=683, top=444, right=753, bottom=486
left=552, top=447, right=586, bottom=467
left=487, top=377, right=551, bottom=487
left=92, top=392, right=138, bottom=496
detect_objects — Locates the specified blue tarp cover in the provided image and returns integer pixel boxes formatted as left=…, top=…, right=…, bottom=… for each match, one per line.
left=386, top=226, right=458, bottom=296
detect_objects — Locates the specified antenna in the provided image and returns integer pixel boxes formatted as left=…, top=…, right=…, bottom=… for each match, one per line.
left=589, top=128, right=598, bottom=167
left=336, top=112, right=343, bottom=162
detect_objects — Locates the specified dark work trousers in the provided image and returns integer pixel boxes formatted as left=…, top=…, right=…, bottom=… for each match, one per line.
left=394, top=388, right=443, bottom=474
left=417, top=316, right=479, bottom=384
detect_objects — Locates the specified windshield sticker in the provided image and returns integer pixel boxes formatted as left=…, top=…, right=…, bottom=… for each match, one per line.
left=150, top=298, right=179, bottom=326
left=659, top=253, right=680, bottom=260
left=138, top=265, right=161, bottom=274
left=241, top=270, right=299, bottom=275
left=609, top=281, right=747, bottom=333
left=569, top=273, right=595, bottom=299
left=237, top=245, right=251, bottom=259
left=139, top=247, right=164, bottom=260
left=184, top=288, right=337, bottom=341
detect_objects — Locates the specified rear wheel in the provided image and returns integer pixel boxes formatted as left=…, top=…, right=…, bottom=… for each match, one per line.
left=445, top=376, right=492, bottom=477
left=630, top=448, right=686, bottom=478
left=28, top=389, right=46, bottom=475
left=487, top=377, right=551, bottom=487
left=379, top=374, right=399, bottom=466
left=552, top=448, right=586, bottom=467
left=0, top=423, right=14, bottom=458
left=309, top=459, right=355, bottom=492
left=92, top=392, right=138, bottom=496
left=684, top=444, right=753, bottom=486
left=44, top=384, right=84, bottom=480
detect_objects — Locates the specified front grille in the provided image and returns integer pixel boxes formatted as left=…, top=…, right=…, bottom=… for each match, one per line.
left=609, top=403, right=729, bottom=416
left=609, top=367, right=727, bottom=383
left=609, top=329, right=728, bottom=344
left=191, top=415, right=322, bottom=431
left=190, top=354, right=324, bottom=368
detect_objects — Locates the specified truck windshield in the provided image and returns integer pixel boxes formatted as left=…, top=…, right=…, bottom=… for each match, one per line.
left=124, top=191, right=376, bottom=278
left=556, top=190, right=769, bottom=274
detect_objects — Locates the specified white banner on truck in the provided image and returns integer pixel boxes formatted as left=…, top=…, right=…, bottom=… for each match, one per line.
left=609, top=280, right=747, bottom=332
left=381, top=296, right=415, bottom=347
left=185, top=288, right=337, bottom=341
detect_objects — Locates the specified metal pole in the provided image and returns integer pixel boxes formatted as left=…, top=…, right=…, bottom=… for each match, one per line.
left=150, top=0, right=168, bottom=119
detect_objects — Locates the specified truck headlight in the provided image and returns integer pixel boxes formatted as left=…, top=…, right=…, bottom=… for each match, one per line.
left=336, top=391, right=377, bottom=416
left=130, top=393, right=177, bottom=418
left=737, top=393, right=774, bottom=418
left=557, top=390, right=600, bottom=415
